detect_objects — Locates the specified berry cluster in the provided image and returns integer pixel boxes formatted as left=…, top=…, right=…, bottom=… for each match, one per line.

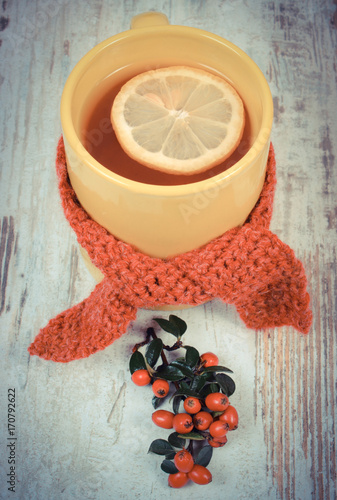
left=130, top=315, right=238, bottom=488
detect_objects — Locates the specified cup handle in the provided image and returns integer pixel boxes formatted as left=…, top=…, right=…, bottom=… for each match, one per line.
left=130, top=12, right=170, bottom=29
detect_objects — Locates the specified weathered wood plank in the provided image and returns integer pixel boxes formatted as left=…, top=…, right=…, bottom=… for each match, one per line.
left=0, top=0, right=336, bottom=499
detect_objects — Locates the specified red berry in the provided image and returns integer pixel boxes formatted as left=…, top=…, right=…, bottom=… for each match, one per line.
left=183, top=397, right=201, bottom=414
left=172, top=413, right=194, bottom=434
left=208, top=434, right=228, bottom=448
left=152, top=410, right=174, bottom=429
left=205, top=392, right=229, bottom=412
left=209, top=420, right=229, bottom=438
left=131, top=369, right=151, bottom=386
left=188, top=464, right=212, bottom=485
left=168, top=471, right=189, bottom=488
left=193, top=411, right=213, bottom=431
left=152, top=379, right=170, bottom=398
left=200, top=352, right=219, bottom=367
left=174, top=449, right=194, bottom=473
left=219, top=405, right=239, bottom=430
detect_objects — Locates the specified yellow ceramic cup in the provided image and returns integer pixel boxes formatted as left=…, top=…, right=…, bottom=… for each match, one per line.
left=61, top=12, right=273, bottom=260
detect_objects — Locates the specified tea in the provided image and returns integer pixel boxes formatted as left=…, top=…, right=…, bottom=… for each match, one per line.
left=82, top=76, right=252, bottom=186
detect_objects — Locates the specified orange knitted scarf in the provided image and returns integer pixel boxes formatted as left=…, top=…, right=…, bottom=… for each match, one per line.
left=28, top=138, right=312, bottom=362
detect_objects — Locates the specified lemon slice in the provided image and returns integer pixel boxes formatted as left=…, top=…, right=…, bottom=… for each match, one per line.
left=111, top=66, right=245, bottom=175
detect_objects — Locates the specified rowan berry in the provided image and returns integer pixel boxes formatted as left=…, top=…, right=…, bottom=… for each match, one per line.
left=183, top=396, right=201, bottom=414
left=209, top=420, right=229, bottom=438
left=152, top=410, right=174, bottom=429
left=172, top=413, right=194, bottom=434
left=205, top=392, right=229, bottom=412
left=188, top=464, right=212, bottom=485
left=174, top=449, right=194, bottom=473
left=200, top=352, right=219, bottom=367
left=152, top=379, right=170, bottom=398
left=131, top=369, right=151, bottom=386
left=168, top=471, right=189, bottom=488
left=193, top=411, right=213, bottom=431
left=219, top=405, right=239, bottom=430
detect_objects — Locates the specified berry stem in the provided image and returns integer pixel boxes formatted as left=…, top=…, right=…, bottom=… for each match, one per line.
left=163, top=340, right=183, bottom=351
left=132, top=328, right=153, bottom=352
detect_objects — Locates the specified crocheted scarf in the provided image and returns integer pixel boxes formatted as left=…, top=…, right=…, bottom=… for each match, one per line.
left=28, top=137, right=312, bottom=362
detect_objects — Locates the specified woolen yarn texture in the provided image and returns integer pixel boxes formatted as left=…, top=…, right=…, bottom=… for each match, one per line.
left=28, top=138, right=312, bottom=362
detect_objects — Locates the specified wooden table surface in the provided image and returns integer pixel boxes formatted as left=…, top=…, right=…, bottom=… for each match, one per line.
left=1, top=1, right=336, bottom=499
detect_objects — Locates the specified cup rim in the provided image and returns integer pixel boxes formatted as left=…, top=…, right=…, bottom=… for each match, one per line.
left=61, top=24, right=273, bottom=196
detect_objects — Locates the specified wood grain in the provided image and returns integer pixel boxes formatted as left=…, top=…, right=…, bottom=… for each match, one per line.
left=0, top=1, right=336, bottom=499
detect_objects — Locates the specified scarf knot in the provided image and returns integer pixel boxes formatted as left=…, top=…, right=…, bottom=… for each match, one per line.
left=28, top=138, right=312, bottom=362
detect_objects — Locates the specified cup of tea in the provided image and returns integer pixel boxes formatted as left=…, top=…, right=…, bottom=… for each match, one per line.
left=60, top=12, right=273, bottom=263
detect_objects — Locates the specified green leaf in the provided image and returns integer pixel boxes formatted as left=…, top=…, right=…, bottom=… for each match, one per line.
left=190, top=372, right=213, bottom=392
left=195, top=445, right=213, bottom=467
left=152, top=395, right=164, bottom=409
left=161, top=459, right=179, bottom=474
left=172, top=395, right=184, bottom=414
left=215, top=373, right=236, bottom=397
left=170, top=360, right=194, bottom=379
left=165, top=450, right=176, bottom=460
left=145, top=338, right=163, bottom=367
left=212, top=411, right=224, bottom=418
left=202, top=365, right=233, bottom=374
left=129, top=350, right=147, bottom=374
left=148, top=439, right=174, bottom=455
left=156, top=365, right=185, bottom=381
left=184, top=346, right=200, bottom=368
left=200, top=383, right=220, bottom=398
left=153, top=317, right=181, bottom=338
left=168, top=315, right=187, bottom=336
left=179, top=381, right=190, bottom=391
left=177, top=432, right=205, bottom=441
left=168, top=432, right=186, bottom=449
left=171, top=387, right=201, bottom=399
